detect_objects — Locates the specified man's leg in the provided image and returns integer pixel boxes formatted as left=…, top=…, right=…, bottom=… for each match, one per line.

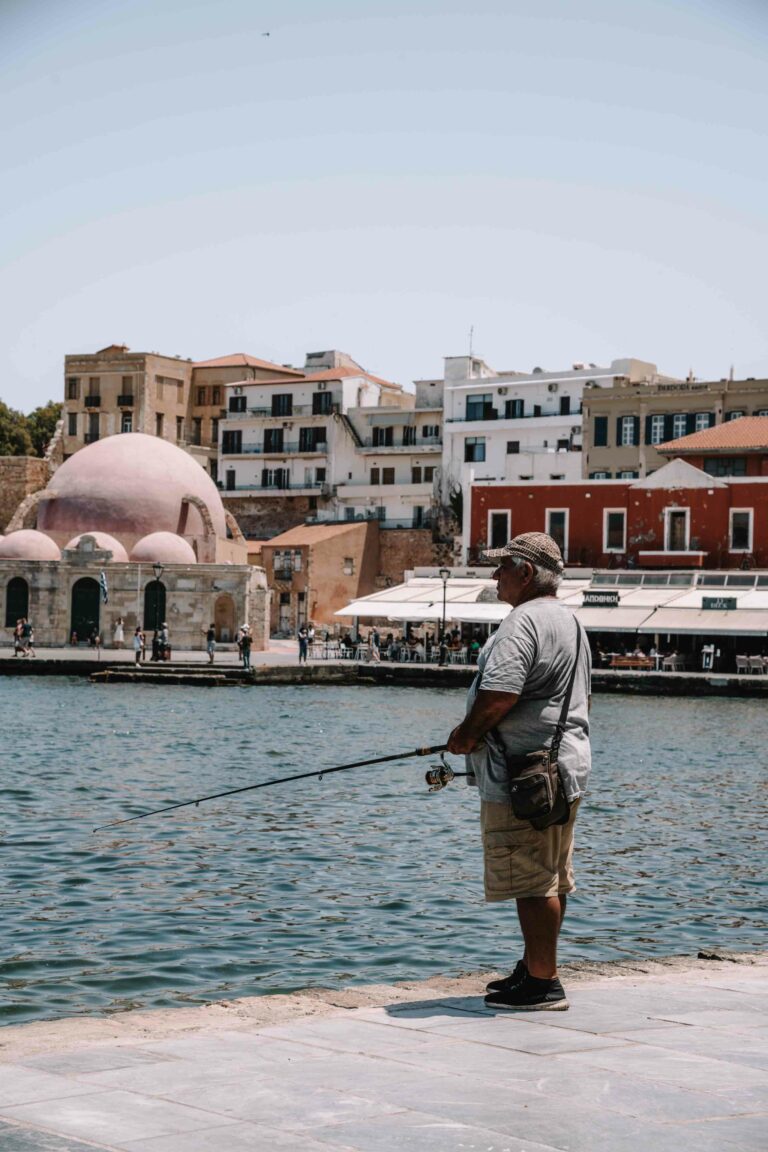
left=516, top=896, right=562, bottom=979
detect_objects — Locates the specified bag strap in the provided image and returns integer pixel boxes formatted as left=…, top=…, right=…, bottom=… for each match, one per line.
left=549, top=618, right=583, bottom=763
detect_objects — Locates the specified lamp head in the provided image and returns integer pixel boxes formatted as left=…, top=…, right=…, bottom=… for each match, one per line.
left=439, top=567, right=450, bottom=583
left=152, top=561, right=164, bottom=581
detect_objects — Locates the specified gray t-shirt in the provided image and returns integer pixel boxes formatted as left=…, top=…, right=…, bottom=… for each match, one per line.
left=466, top=597, right=591, bottom=804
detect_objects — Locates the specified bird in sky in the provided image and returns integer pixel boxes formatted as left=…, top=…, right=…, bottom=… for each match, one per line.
left=262, top=31, right=270, bottom=37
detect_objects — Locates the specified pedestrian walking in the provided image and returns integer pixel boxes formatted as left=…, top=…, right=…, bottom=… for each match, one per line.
left=113, top=617, right=125, bottom=649
left=133, top=626, right=145, bottom=665
left=369, top=627, right=381, bottom=662
left=297, top=624, right=309, bottom=663
left=240, top=625, right=252, bottom=669
left=447, top=532, right=591, bottom=1013
left=203, top=623, right=216, bottom=664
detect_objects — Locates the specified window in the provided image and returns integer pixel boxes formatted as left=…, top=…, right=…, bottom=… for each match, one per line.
left=88, top=376, right=100, bottom=392
left=546, top=510, right=568, bottom=558
left=604, top=509, right=626, bottom=552
left=413, top=506, right=425, bottom=527
left=593, top=416, right=608, bottom=447
left=422, top=424, right=439, bottom=438
left=402, top=426, right=416, bottom=446
left=212, top=418, right=219, bottom=444
left=695, top=412, right=710, bottom=431
left=372, top=426, right=393, bottom=447
left=176, top=381, right=184, bottom=400
left=507, top=441, right=520, bottom=454
left=67, top=412, right=78, bottom=435
left=488, top=510, right=510, bottom=549
left=66, top=377, right=79, bottom=400
left=196, top=387, right=207, bottom=405
left=221, top=430, right=242, bottom=454
left=620, top=415, right=637, bottom=446
left=121, top=412, right=132, bottom=433
left=370, top=468, right=380, bottom=485
left=272, top=394, right=293, bottom=417
left=382, top=467, right=395, bottom=485
left=411, top=466, right=422, bottom=483
left=556, top=439, right=569, bottom=451
left=343, top=557, right=355, bottom=575
left=424, top=466, right=435, bottom=482
left=726, top=410, right=745, bottom=421
left=299, top=426, right=326, bottom=452
left=229, top=395, right=246, bottom=413
left=533, top=404, right=542, bottom=417
left=505, top=398, right=524, bottom=419
left=672, top=413, right=687, bottom=438
left=590, top=471, right=610, bottom=479
left=264, top=428, right=284, bottom=452
left=316, top=467, right=326, bottom=482
left=559, top=396, right=571, bottom=416
left=649, top=415, right=665, bottom=445
left=464, top=436, right=486, bottom=462
left=664, top=508, right=689, bottom=551
left=756, top=409, right=768, bottom=417
left=155, top=413, right=164, bottom=437
left=176, top=416, right=184, bottom=441
left=466, top=393, right=492, bottom=421
left=617, top=470, right=638, bottom=479
left=312, top=391, right=333, bottom=415
left=703, top=456, right=747, bottom=477
left=121, top=375, right=133, bottom=392
left=211, top=387, right=221, bottom=406
left=729, top=509, right=753, bottom=552
left=191, top=417, right=202, bottom=445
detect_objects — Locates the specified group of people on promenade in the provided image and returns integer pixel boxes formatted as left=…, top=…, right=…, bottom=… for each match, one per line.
left=203, top=624, right=253, bottom=668
left=12, top=618, right=35, bottom=657
left=131, top=623, right=171, bottom=664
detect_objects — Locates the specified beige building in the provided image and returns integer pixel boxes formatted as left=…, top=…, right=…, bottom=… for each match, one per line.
left=582, top=376, right=768, bottom=479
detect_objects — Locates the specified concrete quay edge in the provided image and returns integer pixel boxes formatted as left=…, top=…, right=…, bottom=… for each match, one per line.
left=0, top=951, right=765, bottom=1152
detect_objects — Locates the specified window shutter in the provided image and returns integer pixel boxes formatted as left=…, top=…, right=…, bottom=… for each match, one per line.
left=633, top=416, right=640, bottom=444
left=261, top=468, right=268, bottom=487
left=686, top=414, right=696, bottom=434
left=709, top=412, right=716, bottom=427
left=645, top=415, right=653, bottom=443
left=616, top=417, right=622, bottom=445
left=593, top=416, right=607, bottom=447
left=664, top=415, right=674, bottom=441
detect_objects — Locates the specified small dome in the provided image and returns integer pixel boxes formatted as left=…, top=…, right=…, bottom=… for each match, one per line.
left=64, top=532, right=129, bottom=562
left=0, top=530, right=61, bottom=561
left=130, top=532, right=197, bottom=565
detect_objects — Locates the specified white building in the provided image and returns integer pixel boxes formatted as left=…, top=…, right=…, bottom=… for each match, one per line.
left=218, top=351, right=444, bottom=529
left=437, top=354, right=676, bottom=559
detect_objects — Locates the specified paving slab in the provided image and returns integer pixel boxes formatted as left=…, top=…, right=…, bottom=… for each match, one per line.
left=0, top=954, right=765, bottom=1152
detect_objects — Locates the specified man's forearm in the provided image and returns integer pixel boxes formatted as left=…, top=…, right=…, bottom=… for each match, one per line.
left=447, top=689, right=519, bottom=754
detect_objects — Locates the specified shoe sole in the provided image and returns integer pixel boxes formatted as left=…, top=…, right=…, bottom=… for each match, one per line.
left=485, top=999, right=569, bottom=1012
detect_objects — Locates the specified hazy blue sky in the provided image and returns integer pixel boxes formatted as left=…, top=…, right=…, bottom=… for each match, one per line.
left=2, top=0, right=767, bottom=409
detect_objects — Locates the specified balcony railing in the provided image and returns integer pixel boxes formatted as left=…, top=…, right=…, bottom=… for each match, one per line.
left=360, top=435, right=442, bottom=449
left=84, top=395, right=101, bottom=408
left=117, top=394, right=135, bottom=407
left=221, top=481, right=323, bottom=492
left=221, top=441, right=328, bottom=456
left=226, top=403, right=339, bottom=419
left=84, top=433, right=100, bottom=444
left=447, top=409, right=582, bottom=423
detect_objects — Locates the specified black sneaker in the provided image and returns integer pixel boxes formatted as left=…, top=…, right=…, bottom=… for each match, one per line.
left=485, top=959, right=527, bottom=994
left=484, top=973, right=568, bottom=1011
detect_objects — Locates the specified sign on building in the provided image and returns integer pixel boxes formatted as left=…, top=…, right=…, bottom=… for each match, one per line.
left=702, top=596, right=738, bottom=611
left=582, top=589, right=620, bottom=607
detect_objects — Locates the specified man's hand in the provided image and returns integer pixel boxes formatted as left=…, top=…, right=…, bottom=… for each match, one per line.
left=446, top=689, right=520, bottom=757
left=447, top=724, right=482, bottom=755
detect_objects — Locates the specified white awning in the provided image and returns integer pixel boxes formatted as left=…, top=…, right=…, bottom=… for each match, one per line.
left=572, top=607, right=656, bottom=632
left=640, top=608, right=768, bottom=636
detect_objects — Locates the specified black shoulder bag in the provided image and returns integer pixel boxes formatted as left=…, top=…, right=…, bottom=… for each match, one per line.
left=502, top=620, right=583, bottom=831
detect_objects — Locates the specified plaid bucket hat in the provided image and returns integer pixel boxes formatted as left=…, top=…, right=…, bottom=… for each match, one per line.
left=483, top=531, right=564, bottom=574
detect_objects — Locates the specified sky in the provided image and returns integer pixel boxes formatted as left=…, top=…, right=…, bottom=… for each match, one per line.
left=1, top=0, right=767, bottom=410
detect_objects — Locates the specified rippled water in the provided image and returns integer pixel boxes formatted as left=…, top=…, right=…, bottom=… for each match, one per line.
left=2, top=678, right=766, bottom=1025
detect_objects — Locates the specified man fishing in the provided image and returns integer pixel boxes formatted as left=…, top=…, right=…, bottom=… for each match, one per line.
left=447, top=532, right=591, bottom=1012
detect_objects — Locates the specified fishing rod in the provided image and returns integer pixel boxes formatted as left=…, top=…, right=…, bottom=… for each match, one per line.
left=93, top=744, right=465, bottom=833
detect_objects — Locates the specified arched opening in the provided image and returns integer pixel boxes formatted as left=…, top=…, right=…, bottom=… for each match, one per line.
left=143, top=580, right=167, bottom=633
left=5, top=577, right=29, bottom=627
left=214, top=594, right=235, bottom=641
left=70, top=577, right=100, bottom=642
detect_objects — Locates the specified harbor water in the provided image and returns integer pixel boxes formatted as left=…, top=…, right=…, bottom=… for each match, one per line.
left=1, top=678, right=766, bottom=1025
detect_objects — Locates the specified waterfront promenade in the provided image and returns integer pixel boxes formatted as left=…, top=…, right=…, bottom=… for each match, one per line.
left=0, top=953, right=765, bottom=1151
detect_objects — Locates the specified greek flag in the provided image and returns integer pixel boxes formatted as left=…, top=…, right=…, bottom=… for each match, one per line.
left=99, top=569, right=109, bottom=604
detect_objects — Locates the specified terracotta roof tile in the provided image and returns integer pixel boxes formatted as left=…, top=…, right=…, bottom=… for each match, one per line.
left=658, top=416, right=768, bottom=453
left=223, top=366, right=400, bottom=389
left=261, top=522, right=370, bottom=546
left=193, top=353, right=305, bottom=374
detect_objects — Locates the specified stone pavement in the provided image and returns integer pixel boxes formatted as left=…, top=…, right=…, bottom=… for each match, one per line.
left=0, top=956, right=765, bottom=1151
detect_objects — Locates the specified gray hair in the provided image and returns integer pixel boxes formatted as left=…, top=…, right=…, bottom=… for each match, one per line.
left=506, top=555, right=562, bottom=595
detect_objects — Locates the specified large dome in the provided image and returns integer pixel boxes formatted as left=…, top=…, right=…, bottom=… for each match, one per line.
left=0, top=530, right=61, bottom=561
left=38, top=434, right=226, bottom=545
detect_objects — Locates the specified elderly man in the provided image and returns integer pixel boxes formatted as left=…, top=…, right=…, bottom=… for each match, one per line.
left=447, top=532, right=591, bottom=1011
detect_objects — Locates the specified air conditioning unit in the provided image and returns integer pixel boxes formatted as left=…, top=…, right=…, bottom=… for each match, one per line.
left=547, top=382, right=559, bottom=393
left=497, top=387, right=508, bottom=396
left=233, top=386, right=243, bottom=395
left=318, top=382, right=327, bottom=391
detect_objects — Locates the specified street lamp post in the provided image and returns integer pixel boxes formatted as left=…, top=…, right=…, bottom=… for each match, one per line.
left=438, top=567, right=450, bottom=666
left=152, top=562, right=164, bottom=659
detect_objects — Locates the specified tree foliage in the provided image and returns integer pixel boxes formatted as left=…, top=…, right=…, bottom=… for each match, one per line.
left=0, top=400, right=62, bottom=458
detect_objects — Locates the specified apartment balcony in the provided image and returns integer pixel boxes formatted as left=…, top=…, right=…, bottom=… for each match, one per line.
left=446, top=410, right=581, bottom=424
left=359, top=436, right=442, bottom=452
left=117, top=394, right=135, bottom=407
left=220, top=482, right=322, bottom=495
left=334, top=481, right=434, bottom=499
left=220, top=441, right=328, bottom=456
left=84, top=395, right=101, bottom=408
left=226, top=403, right=339, bottom=419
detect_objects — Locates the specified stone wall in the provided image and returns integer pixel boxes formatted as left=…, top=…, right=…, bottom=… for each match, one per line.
left=378, top=528, right=441, bottom=584
left=222, top=495, right=316, bottom=539
left=0, top=457, right=49, bottom=533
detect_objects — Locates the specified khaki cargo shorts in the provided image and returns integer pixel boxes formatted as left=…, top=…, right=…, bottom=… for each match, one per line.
left=480, top=797, right=581, bottom=901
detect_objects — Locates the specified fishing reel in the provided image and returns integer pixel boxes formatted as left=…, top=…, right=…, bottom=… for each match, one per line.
left=425, top=752, right=465, bottom=792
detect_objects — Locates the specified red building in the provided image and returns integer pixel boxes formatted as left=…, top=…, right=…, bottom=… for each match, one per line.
left=470, top=458, right=768, bottom=569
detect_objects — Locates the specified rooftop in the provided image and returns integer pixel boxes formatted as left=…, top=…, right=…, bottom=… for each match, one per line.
left=193, top=353, right=305, bottom=374
left=659, top=415, right=768, bottom=454
left=224, top=366, right=401, bottom=389
left=262, top=522, right=371, bottom=547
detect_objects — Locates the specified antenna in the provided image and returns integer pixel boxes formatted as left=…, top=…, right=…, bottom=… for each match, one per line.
left=469, top=325, right=474, bottom=358
left=729, top=364, right=734, bottom=382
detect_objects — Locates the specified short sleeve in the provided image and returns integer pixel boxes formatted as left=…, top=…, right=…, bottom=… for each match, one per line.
left=480, top=611, right=538, bottom=695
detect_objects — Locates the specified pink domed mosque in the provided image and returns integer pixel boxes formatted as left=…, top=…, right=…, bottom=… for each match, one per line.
left=1, top=435, right=268, bottom=651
